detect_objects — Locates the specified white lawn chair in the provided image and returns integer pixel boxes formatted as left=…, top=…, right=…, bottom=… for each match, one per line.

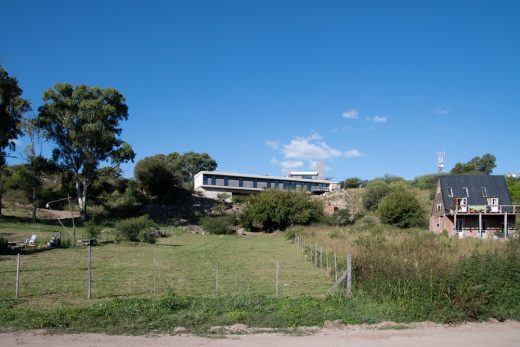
left=24, top=234, right=37, bottom=247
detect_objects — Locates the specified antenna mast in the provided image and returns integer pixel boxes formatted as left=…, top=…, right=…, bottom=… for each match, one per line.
left=436, top=151, right=445, bottom=173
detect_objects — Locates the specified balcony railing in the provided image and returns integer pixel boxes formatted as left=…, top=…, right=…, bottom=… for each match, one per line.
left=451, top=205, right=520, bottom=214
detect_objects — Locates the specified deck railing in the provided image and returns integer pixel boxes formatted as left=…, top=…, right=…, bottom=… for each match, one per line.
left=451, top=205, right=520, bottom=214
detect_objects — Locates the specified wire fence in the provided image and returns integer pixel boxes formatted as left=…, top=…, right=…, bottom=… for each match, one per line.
left=1, top=234, right=352, bottom=301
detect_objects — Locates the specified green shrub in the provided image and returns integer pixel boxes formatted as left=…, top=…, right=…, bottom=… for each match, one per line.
left=356, top=214, right=378, bottom=227
left=0, top=236, right=8, bottom=251
left=87, top=204, right=110, bottom=220
left=353, top=210, right=366, bottom=221
left=231, top=195, right=248, bottom=204
left=85, top=222, right=101, bottom=239
left=326, top=209, right=353, bottom=226
left=285, top=226, right=304, bottom=240
left=378, top=190, right=426, bottom=228
left=343, top=177, right=363, bottom=188
left=362, top=180, right=391, bottom=211
left=115, top=215, right=156, bottom=241
left=139, top=228, right=158, bottom=244
left=239, top=190, right=323, bottom=231
left=200, top=215, right=235, bottom=235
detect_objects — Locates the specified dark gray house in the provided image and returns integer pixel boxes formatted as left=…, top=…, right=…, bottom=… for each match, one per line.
left=430, top=175, right=518, bottom=238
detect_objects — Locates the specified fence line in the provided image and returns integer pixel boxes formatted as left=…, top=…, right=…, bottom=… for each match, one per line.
left=295, top=234, right=353, bottom=297
left=15, top=254, right=20, bottom=299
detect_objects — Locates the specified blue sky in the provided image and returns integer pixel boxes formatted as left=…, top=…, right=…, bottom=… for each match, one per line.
left=2, top=0, right=519, bottom=181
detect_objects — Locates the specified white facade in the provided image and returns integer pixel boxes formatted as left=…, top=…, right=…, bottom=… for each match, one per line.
left=194, top=171, right=340, bottom=199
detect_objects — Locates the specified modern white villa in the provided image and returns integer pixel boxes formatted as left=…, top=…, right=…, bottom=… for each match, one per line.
left=194, top=171, right=340, bottom=199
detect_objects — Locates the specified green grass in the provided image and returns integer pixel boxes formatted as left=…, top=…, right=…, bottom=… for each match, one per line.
left=0, top=226, right=330, bottom=306
left=0, top=293, right=429, bottom=334
left=2, top=219, right=520, bottom=334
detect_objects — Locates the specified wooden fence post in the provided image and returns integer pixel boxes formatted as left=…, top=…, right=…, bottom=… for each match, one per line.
left=345, top=254, right=352, bottom=297
left=153, top=257, right=157, bottom=295
left=326, top=251, right=329, bottom=276
left=87, top=245, right=92, bottom=299
left=15, top=253, right=20, bottom=299
left=275, top=260, right=279, bottom=298
left=314, top=243, right=318, bottom=267
left=320, top=246, right=323, bottom=270
left=215, top=262, right=220, bottom=295
left=334, top=251, right=337, bottom=281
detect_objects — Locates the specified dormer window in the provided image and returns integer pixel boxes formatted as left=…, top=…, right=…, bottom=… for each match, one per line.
left=462, top=187, right=469, bottom=197
left=447, top=187, right=453, bottom=197
left=481, top=187, right=487, bottom=197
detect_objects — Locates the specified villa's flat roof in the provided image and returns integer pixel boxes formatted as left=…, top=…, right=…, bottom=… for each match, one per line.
left=194, top=171, right=335, bottom=184
left=289, top=171, right=319, bottom=176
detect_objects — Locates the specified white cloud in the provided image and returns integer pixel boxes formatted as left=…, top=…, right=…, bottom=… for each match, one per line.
left=372, top=115, right=387, bottom=123
left=308, top=132, right=322, bottom=140
left=271, top=133, right=363, bottom=174
left=265, top=140, right=279, bottom=150
left=344, top=149, right=364, bottom=158
left=282, top=137, right=343, bottom=160
left=342, top=109, right=359, bottom=119
left=435, top=108, right=449, bottom=115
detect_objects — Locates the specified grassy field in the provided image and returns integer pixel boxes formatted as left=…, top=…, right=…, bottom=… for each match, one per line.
left=2, top=219, right=520, bottom=334
left=0, top=222, right=330, bottom=306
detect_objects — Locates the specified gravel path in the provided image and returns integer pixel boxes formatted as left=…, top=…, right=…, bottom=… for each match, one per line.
left=2, top=320, right=520, bottom=347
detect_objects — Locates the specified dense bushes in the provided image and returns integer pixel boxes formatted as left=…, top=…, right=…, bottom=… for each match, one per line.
left=115, top=215, right=158, bottom=243
left=362, top=180, right=391, bottom=211
left=353, top=231, right=520, bottom=321
left=343, top=177, right=363, bottom=188
left=378, top=190, right=426, bottom=228
left=239, top=190, right=324, bottom=231
left=0, top=236, right=8, bottom=251
left=200, top=215, right=235, bottom=235
left=326, top=208, right=353, bottom=226
left=507, top=176, right=520, bottom=205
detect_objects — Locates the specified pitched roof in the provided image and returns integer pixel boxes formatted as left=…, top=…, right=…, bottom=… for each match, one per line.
left=439, top=175, right=512, bottom=208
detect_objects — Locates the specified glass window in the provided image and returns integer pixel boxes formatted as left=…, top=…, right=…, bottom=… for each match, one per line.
left=481, top=187, right=487, bottom=197
left=462, top=187, right=469, bottom=197
left=447, top=187, right=453, bottom=197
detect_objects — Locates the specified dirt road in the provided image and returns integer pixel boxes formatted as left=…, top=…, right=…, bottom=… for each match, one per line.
left=2, top=321, right=519, bottom=347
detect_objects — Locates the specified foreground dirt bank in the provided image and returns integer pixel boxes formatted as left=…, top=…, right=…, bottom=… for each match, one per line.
left=2, top=320, right=520, bottom=347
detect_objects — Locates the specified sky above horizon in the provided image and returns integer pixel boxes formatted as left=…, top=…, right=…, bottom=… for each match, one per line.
left=2, top=0, right=519, bottom=181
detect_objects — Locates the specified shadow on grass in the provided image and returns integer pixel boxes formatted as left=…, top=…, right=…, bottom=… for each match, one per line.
left=1, top=215, right=74, bottom=225
left=155, top=243, right=183, bottom=248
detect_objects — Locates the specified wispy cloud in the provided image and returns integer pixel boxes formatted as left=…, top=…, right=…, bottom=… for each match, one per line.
left=308, top=131, right=322, bottom=140
left=282, top=137, right=343, bottom=160
left=372, top=115, right=387, bottom=123
left=271, top=133, right=363, bottom=174
left=265, top=140, right=280, bottom=150
left=342, top=109, right=359, bottom=119
left=344, top=149, right=364, bottom=158
left=435, top=108, right=449, bottom=115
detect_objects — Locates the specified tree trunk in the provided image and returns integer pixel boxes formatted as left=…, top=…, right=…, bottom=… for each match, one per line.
left=32, top=182, right=37, bottom=221
left=75, top=179, right=88, bottom=221
left=0, top=176, right=3, bottom=217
